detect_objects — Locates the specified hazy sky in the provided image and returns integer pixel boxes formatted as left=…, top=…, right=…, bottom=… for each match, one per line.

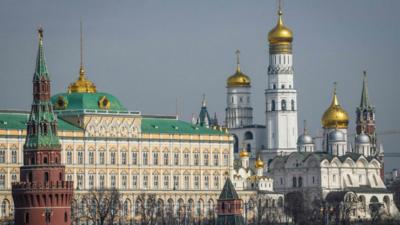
left=0, top=1, right=399, bottom=171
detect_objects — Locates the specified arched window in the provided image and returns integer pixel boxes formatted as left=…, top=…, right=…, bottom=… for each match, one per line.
left=233, top=135, right=239, bottom=153
left=43, top=157, right=48, bottom=164
left=246, top=144, right=251, bottom=152
left=271, top=100, right=275, bottom=111
left=298, top=177, right=303, bottom=187
left=291, top=100, right=295, bottom=111
left=25, top=212, right=29, bottom=224
left=1, top=200, right=7, bottom=216
left=273, top=84, right=276, bottom=90
left=281, top=100, right=287, bottom=111
left=64, top=212, right=68, bottom=222
left=244, top=131, right=253, bottom=140
left=44, top=172, right=49, bottom=183
left=292, top=177, right=297, bottom=187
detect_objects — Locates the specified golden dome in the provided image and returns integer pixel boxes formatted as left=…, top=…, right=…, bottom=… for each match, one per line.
left=68, top=67, right=97, bottom=93
left=268, top=10, right=293, bottom=44
left=321, top=87, right=349, bottom=129
left=255, top=156, right=264, bottom=169
left=227, top=50, right=251, bottom=88
left=239, top=149, right=249, bottom=158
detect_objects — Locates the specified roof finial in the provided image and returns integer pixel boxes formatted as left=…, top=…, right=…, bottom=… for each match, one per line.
left=333, top=82, right=337, bottom=95
left=360, top=70, right=370, bottom=108
left=202, top=94, right=206, bottom=107
left=38, top=26, right=44, bottom=41
left=79, top=21, right=85, bottom=79
left=303, top=119, right=308, bottom=134
left=278, top=0, right=283, bottom=15
left=235, top=49, right=241, bottom=72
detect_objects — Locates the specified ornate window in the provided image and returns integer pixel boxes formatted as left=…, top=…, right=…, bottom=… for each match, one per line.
left=194, top=153, right=199, bottom=166
left=89, top=152, right=94, bottom=165
left=184, top=153, right=189, bottom=166
left=164, top=175, right=169, bottom=189
left=153, top=153, right=158, bottom=165
left=153, top=175, right=159, bottom=189
left=281, top=99, right=287, bottom=111
left=77, top=174, right=83, bottom=189
left=204, top=176, right=209, bottom=190
left=214, top=176, right=219, bottom=189
left=0, top=174, right=5, bottom=189
left=110, top=152, right=116, bottom=165
left=271, top=100, right=275, bottom=111
left=163, top=153, right=169, bottom=165
left=223, top=154, right=229, bottom=166
left=213, top=153, right=219, bottom=166
left=78, top=151, right=84, bottom=164
left=173, top=175, right=179, bottom=189
left=121, top=152, right=127, bottom=165
left=143, top=175, right=148, bottom=189
left=88, top=175, right=94, bottom=189
left=67, top=151, right=72, bottom=164
left=194, top=176, right=200, bottom=189
left=122, top=175, right=127, bottom=189
left=99, top=152, right=105, bottom=164
left=110, top=175, right=116, bottom=188
left=184, top=176, right=189, bottom=189
left=292, top=177, right=297, bottom=188
left=143, top=152, right=148, bottom=166
left=99, top=175, right=105, bottom=188
left=174, top=153, right=179, bottom=166
left=132, top=152, right=138, bottom=165
left=132, top=175, right=138, bottom=189
left=11, top=150, right=17, bottom=164
left=203, top=153, right=209, bottom=166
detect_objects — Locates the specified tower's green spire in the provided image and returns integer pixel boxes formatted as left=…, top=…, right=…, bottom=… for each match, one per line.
left=219, top=178, right=239, bottom=200
left=33, top=27, right=49, bottom=81
left=360, top=71, right=369, bottom=108
left=25, top=27, right=60, bottom=149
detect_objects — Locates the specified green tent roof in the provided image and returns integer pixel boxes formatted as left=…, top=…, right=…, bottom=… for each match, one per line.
left=219, top=178, right=239, bottom=200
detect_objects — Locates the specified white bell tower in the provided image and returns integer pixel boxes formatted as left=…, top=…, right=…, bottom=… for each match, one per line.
left=263, top=4, right=298, bottom=160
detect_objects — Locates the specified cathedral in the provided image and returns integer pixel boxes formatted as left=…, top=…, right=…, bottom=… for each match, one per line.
left=224, top=3, right=398, bottom=221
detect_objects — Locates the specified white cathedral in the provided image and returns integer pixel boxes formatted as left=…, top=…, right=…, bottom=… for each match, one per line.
left=220, top=5, right=399, bottom=220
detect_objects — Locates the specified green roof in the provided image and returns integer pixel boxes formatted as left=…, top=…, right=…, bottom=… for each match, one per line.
left=219, top=178, right=239, bottom=200
left=141, top=117, right=226, bottom=135
left=0, top=111, right=81, bottom=131
left=51, top=92, right=127, bottom=112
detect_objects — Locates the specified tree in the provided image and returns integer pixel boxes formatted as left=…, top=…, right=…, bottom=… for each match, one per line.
left=388, top=179, right=400, bottom=209
left=74, top=188, right=123, bottom=225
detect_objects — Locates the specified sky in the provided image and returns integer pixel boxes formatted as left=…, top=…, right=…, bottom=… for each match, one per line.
left=0, top=0, right=399, bottom=172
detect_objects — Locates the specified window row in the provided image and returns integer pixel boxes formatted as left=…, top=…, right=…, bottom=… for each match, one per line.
left=70, top=174, right=222, bottom=190
left=270, top=99, right=295, bottom=111
left=66, top=151, right=230, bottom=167
left=0, top=150, right=18, bottom=164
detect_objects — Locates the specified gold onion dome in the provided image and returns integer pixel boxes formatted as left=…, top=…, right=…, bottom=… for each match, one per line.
left=268, top=10, right=293, bottom=44
left=68, top=67, right=97, bottom=93
left=255, top=156, right=264, bottom=169
left=321, top=85, right=349, bottom=129
left=239, top=149, right=249, bottom=158
left=227, top=50, right=251, bottom=88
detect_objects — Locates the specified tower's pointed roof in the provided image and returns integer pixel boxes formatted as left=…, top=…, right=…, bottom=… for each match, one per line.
left=198, top=94, right=211, bottom=127
left=34, top=27, right=49, bottom=81
left=219, top=178, right=239, bottom=200
left=360, top=71, right=370, bottom=109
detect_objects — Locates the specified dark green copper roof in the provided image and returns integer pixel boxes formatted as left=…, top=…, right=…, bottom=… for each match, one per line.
left=141, top=117, right=225, bottom=135
left=0, top=112, right=81, bottom=131
left=51, top=92, right=127, bottom=112
left=219, top=178, right=239, bottom=200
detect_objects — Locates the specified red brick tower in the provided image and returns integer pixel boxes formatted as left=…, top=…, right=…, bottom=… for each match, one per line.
left=216, top=178, right=245, bottom=225
left=12, top=28, right=74, bottom=225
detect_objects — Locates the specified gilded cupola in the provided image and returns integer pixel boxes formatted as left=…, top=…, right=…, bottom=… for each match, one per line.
left=255, top=155, right=265, bottom=169
left=321, top=84, right=349, bottom=129
left=227, top=50, right=251, bottom=88
left=268, top=7, right=293, bottom=44
left=239, top=149, right=250, bottom=158
left=67, top=23, right=97, bottom=94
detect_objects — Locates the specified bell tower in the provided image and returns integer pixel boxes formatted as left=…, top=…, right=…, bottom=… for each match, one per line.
left=12, top=28, right=74, bottom=225
left=264, top=2, right=298, bottom=160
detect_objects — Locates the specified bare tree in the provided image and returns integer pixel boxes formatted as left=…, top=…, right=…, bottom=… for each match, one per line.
left=73, top=188, right=123, bottom=225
